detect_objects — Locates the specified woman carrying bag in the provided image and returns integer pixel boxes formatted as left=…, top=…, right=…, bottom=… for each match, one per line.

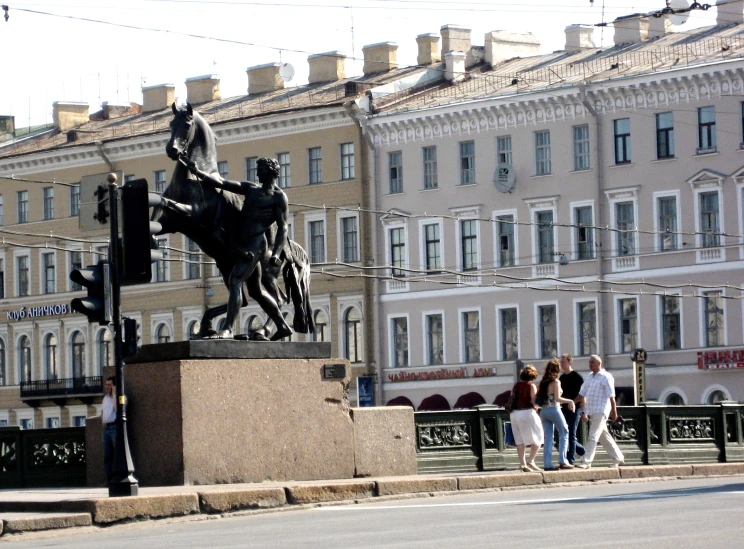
left=507, top=364, right=543, bottom=472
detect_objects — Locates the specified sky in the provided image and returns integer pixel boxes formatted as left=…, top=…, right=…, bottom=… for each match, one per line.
left=0, top=0, right=717, bottom=128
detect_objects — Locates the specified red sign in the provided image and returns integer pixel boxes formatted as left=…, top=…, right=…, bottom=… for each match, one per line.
left=697, top=350, right=744, bottom=370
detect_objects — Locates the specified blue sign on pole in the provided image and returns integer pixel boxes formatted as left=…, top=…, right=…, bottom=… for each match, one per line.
left=357, top=376, right=375, bottom=407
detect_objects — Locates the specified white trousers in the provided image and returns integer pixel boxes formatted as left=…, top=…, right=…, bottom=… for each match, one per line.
left=583, top=413, right=624, bottom=464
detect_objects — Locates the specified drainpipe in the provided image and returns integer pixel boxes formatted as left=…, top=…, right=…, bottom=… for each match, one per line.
left=95, top=142, right=114, bottom=171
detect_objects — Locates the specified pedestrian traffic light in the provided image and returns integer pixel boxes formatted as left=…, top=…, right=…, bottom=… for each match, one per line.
left=70, top=261, right=112, bottom=325
left=122, top=317, right=140, bottom=358
left=120, top=179, right=163, bottom=285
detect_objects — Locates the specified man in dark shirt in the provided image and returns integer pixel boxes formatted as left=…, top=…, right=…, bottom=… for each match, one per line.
left=559, top=353, right=585, bottom=464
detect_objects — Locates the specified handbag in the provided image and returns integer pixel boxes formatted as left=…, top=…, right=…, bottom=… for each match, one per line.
left=504, top=385, right=517, bottom=413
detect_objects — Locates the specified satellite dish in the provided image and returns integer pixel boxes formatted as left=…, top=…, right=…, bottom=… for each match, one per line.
left=493, top=163, right=516, bottom=193
left=279, top=63, right=295, bottom=83
left=667, top=0, right=690, bottom=26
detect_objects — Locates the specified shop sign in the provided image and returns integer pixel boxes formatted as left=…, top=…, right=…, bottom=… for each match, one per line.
left=697, top=349, right=744, bottom=370
left=6, top=304, right=69, bottom=321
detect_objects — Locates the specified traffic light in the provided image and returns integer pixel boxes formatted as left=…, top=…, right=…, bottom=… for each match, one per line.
left=120, top=179, right=162, bottom=285
left=122, top=317, right=139, bottom=358
left=70, top=261, right=112, bottom=325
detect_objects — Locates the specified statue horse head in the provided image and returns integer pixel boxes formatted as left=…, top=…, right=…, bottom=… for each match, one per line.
left=165, top=102, right=218, bottom=174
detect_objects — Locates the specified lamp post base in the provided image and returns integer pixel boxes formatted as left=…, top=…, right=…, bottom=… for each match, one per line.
left=109, top=478, right=139, bottom=497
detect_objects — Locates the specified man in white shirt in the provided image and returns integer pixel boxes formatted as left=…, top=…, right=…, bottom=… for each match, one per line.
left=101, top=376, right=117, bottom=483
left=576, top=355, right=624, bottom=469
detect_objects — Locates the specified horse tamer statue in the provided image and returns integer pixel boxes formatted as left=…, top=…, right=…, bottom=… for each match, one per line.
left=152, top=103, right=315, bottom=340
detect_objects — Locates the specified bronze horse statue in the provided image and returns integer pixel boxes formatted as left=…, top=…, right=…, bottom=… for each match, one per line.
left=153, top=103, right=314, bottom=339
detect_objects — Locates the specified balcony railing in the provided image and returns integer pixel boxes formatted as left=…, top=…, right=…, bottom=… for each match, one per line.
left=20, top=376, right=103, bottom=399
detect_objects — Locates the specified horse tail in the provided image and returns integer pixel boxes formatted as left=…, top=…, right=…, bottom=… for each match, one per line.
left=282, top=240, right=315, bottom=334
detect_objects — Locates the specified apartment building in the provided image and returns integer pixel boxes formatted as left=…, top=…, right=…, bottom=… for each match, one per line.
left=363, top=11, right=744, bottom=409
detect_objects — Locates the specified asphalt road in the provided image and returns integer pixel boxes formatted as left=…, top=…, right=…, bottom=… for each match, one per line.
left=3, top=477, right=744, bottom=548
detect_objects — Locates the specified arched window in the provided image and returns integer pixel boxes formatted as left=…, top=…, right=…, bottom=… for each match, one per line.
left=71, top=331, right=85, bottom=379
left=156, top=324, right=171, bottom=344
left=244, top=315, right=263, bottom=334
left=44, top=334, right=58, bottom=381
left=0, top=339, right=5, bottom=386
left=312, top=310, right=328, bottom=342
left=707, top=390, right=728, bottom=404
left=187, top=320, right=200, bottom=340
left=664, top=393, right=685, bottom=405
left=97, top=329, right=111, bottom=375
left=19, top=335, right=32, bottom=383
left=344, top=308, right=362, bottom=363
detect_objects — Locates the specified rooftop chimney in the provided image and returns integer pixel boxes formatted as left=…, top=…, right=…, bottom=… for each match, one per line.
left=648, top=14, right=672, bottom=40
left=613, top=14, right=649, bottom=45
left=717, top=0, right=744, bottom=25
left=565, top=24, right=595, bottom=52
left=441, top=25, right=471, bottom=58
left=142, top=84, right=175, bottom=113
left=485, top=31, right=540, bottom=66
left=362, top=42, right=398, bottom=75
left=185, top=75, right=221, bottom=104
left=246, top=63, right=284, bottom=94
left=308, top=51, right=346, bottom=84
left=444, top=51, right=466, bottom=83
left=417, top=33, right=441, bottom=66
left=53, top=101, right=89, bottom=132
left=102, top=101, right=135, bottom=119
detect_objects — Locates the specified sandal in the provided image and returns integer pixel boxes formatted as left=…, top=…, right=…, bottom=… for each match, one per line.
left=527, top=462, right=542, bottom=472
left=520, top=465, right=531, bottom=472
left=559, top=463, right=575, bottom=470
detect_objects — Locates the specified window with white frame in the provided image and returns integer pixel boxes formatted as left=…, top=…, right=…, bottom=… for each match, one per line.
left=187, top=320, right=200, bottom=339
left=538, top=305, right=557, bottom=358
left=613, top=118, right=631, bottom=164
left=70, top=251, right=82, bottom=291
left=389, top=151, right=402, bottom=194
left=17, top=255, right=29, bottom=296
left=155, top=238, right=169, bottom=282
left=340, top=216, right=358, bottom=262
left=656, top=112, right=674, bottom=159
left=344, top=308, right=362, bottom=363
left=70, top=185, right=80, bottom=217
left=17, top=190, right=28, bottom=223
left=43, top=187, right=54, bottom=220
left=244, top=315, right=263, bottom=336
left=423, top=222, right=441, bottom=272
left=97, top=329, right=111, bottom=375
left=340, top=143, right=355, bottom=180
left=156, top=323, right=171, bottom=344
left=124, top=174, right=136, bottom=183
left=497, top=135, right=512, bottom=165
left=534, top=130, right=551, bottom=175
left=422, top=146, right=438, bottom=189
left=42, top=252, right=55, bottom=294
left=390, top=227, right=406, bottom=277
left=217, top=161, right=229, bottom=179
left=703, top=290, right=724, bottom=347
left=186, top=237, right=201, bottom=279
left=462, top=311, right=480, bottom=363
left=496, top=214, right=515, bottom=267
left=573, top=124, right=590, bottom=170
left=245, top=156, right=258, bottom=181
left=657, top=195, right=678, bottom=251
left=312, top=310, right=328, bottom=342
left=0, top=339, right=5, bottom=386
left=391, top=317, right=408, bottom=367
left=459, top=141, right=475, bottom=185
left=154, top=170, right=167, bottom=194
left=661, top=295, right=681, bottom=350
left=500, top=307, right=518, bottom=361
left=698, top=106, right=716, bottom=152
left=615, top=202, right=635, bottom=256
left=699, top=191, right=720, bottom=248
left=536, top=211, right=555, bottom=264
left=71, top=331, right=85, bottom=378
left=96, top=245, right=108, bottom=261
left=618, top=298, right=638, bottom=353
left=0, top=194, right=4, bottom=225
left=308, top=147, right=322, bottom=184
left=425, top=313, right=443, bottom=365
left=277, top=152, right=291, bottom=188
left=575, top=206, right=594, bottom=260
left=19, top=335, right=31, bottom=382
left=309, top=219, right=326, bottom=264
left=44, top=333, right=58, bottom=380
left=460, top=219, right=478, bottom=271
left=577, top=301, right=597, bottom=356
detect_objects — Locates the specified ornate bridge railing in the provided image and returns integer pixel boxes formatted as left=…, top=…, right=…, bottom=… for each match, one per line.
left=414, top=402, right=744, bottom=473
left=0, top=427, right=86, bottom=488
left=20, top=376, right=103, bottom=399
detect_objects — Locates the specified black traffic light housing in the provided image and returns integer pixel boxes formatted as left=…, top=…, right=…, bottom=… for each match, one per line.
left=120, top=179, right=163, bottom=285
left=70, top=261, right=112, bottom=325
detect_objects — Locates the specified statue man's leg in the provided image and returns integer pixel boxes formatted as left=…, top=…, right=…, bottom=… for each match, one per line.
left=247, top=264, right=293, bottom=341
left=218, top=253, right=258, bottom=339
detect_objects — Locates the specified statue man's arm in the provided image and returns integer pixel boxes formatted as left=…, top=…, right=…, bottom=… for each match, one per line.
left=187, top=161, right=258, bottom=194
left=271, top=192, right=289, bottom=262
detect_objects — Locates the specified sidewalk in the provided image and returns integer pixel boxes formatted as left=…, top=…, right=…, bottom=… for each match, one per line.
left=2, top=462, right=744, bottom=537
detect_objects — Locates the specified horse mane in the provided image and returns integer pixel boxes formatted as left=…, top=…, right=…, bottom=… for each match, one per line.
left=189, top=109, right=218, bottom=174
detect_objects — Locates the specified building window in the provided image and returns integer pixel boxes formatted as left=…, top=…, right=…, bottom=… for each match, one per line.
left=665, top=393, right=685, bottom=405
left=70, top=251, right=82, bottom=291
left=341, top=217, right=359, bottom=262
left=245, top=157, right=258, bottom=181
left=459, top=141, right=475, bottom=185
left=308, top=147, right=322, bottom=184
left=0, top=339, right=5, bottom=386
left=539, top=305, right=557, bottom=358
left=656, top=112, right=674, bottom=159
left=186, top=238, right=201, bottom=279
left=96, top=245, right=109, bottom=261
left=536, top=211, right=554, bottom=264
left=0, top=259, right=3, bottom=299
left=17, top=256, right=29, bottom=296
left=390, top=227, right=406, bottom=277
left=340, top=143, right=355, bottom=180
left=391, top=317, right=408, bottom=367
left=462, top=311, right=480, bottom=363
left=535, top=130, right=551, bottom=175
left=700, top=191, right=720, bottom=248
left=187, top=320, right=200, bottom=339
left=460, top=219, right=478, bottom=271
left=657, top=196, right=678, bottom=251
left=698, top=106, right=716, bottom=152
left=17, top=190, right=28, bottom=223
left=19, top=335, right=31, bottom=383
left=19, top=418, right=34, bottom=430
left=497, top=135, right=512, bottom=165
left=662, top=296, right=681, bottom=350
left=575, top=206, right=594, bottom=260
left=0, top=194, right=4, bottom=225
left=619, top=298, right=637, bottom=353
left=244, top=315, right=263, bottom=337
left=73, top=416, right=87, bottom=427
left=616, top=202, right=635, bottom=256
left=423, top=223, right=441, bottom=272
left=42, top=252, right=55, bottom=294
left=497, top=215, right=515, bottom=267
left=613, top=118, right=631, bottom=164
left=426, top=314, right=443, bottom=365
left=43, top=187, right=54, bottom=220
left=573, top=124, right=590, bottom=170
left=156, top=324, right=171, bottom=344
left=577, top=302, right=597, bottom=356
left=389, top=151, right=402, bottom=194
left=124, top=174, right=136, bottom=183
left=97, top=329, right=111, bottom=375
left=312, top=310, right=328, bottom=342
left=344, top=308, right=362, bottom=363
left=216, top=161, right=228, bottom=179
left=155, top=238, right=168, bottom=282
left=70, top=185, right=80, bottom=217
left=707, top=390, right=728, bottom=404
left=422, top=146, right=438, bottom=189
left=71, top=331, right=85, bottom=378
left=154, top=170, right=167, bottom=194
left=277, top=152, right=291, bottom=188
left=44, top=334, right=58, bottom=381
left=704, top=290, right=723, bottom=347
left=501, top=308, right=518, bottom=361
left=309, top=220, right=325, bottom=264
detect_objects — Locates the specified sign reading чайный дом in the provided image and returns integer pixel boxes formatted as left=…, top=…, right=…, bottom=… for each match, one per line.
left=6, top=304, right=70, bottom=321
left=698, top=349, right=744, bottom=370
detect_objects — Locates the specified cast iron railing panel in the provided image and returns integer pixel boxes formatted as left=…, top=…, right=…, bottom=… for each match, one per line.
left=19, top=376, right=103, bottom=398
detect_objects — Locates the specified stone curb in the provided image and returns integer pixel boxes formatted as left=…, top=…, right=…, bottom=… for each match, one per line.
left=2, top=513, right=92, bottom=534
left=541, top=467, right=620, bottom=484
left=199, top=488, right=287, bottom=513
left=620, top=465, right=693, bottom=479
left=285, top=481, right=376, bottom=504
left=87, top=493, right=200, bottom=524
left=692, top=462, right=744, bottom=476
left=377, top=477, right=457, bottom=496
left=457, top=472, right=542, bottom=490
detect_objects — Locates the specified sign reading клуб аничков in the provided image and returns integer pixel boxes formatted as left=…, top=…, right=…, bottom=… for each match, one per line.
left=6, top=303, right=70, bottom=321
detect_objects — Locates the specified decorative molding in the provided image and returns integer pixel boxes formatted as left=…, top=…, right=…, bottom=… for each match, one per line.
left=524, top=195, right=559, bottom=210
left=687, top=168, right=726, bottom=191
left=604, top=186, right=640, bottom=201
